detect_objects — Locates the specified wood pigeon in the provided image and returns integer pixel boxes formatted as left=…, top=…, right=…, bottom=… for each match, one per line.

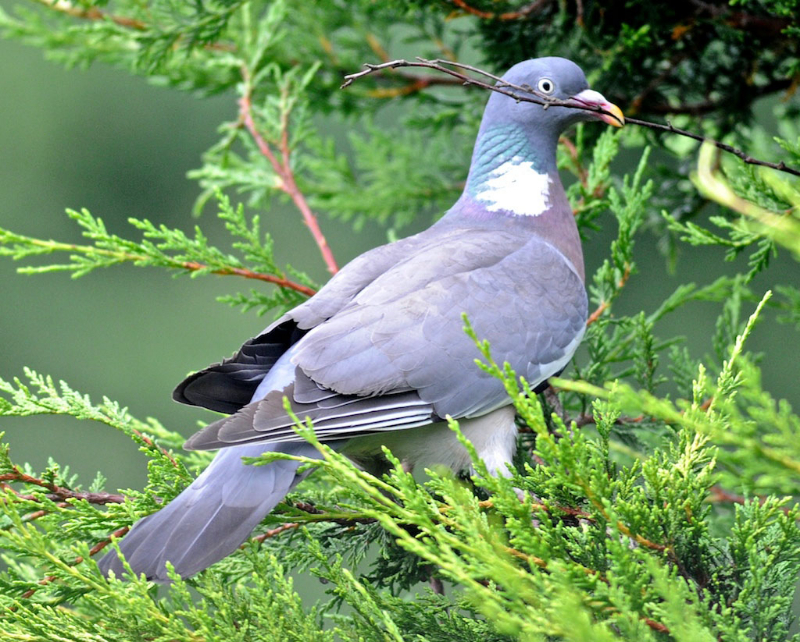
left=99, top=57, right=624, bottom=581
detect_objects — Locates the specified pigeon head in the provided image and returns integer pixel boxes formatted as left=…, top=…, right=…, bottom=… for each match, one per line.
left=495, top=57, right=624, bottom=132
left=457, top=57, right=623, bottom=222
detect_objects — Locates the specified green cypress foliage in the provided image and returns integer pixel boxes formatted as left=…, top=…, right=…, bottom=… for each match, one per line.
left=1, top=1, right=800, bottom=639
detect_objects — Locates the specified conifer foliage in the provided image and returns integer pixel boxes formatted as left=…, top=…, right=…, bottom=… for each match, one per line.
left=1, top=1, right=800, bottom=640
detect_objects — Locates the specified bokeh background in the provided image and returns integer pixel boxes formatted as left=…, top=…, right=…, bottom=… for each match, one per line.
left=1, top=31, right=798, bottom=501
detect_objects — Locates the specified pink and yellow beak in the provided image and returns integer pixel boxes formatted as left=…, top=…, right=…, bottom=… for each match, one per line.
left=569, top=89, right=625, bottom=127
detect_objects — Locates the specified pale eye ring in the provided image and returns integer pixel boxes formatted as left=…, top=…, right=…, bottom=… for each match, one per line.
left=537, top=78, right=555, bottom=94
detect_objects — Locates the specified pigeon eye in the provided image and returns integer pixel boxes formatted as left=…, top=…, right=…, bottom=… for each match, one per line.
left=537, top=78, right=555, bottom=94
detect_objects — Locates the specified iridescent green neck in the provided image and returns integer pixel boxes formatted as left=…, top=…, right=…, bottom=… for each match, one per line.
left=464, top=124, right=558, bottom=218
left=466, top=125, right=545, bottom=194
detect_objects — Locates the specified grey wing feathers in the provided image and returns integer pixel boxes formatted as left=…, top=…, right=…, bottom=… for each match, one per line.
left=294, top=232, right=587, bottom=420
left=179, top=225, right=586, bottom=452
left=184, top=372, right=435, bottom=451
left=173, top=231, right=434, bottom=414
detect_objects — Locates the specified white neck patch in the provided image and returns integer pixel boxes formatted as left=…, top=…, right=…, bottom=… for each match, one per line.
left=474, top=156, right=551, bottom=217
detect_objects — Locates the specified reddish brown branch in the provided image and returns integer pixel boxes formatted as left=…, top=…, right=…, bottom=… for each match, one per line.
left=182, top=261, right=316, bottom=296
left=448, top=0, right=552, bottom=20
left=89, top=526, right=131, bottom=557
left=559, top=136, right=588, bottom=190
left=247, top=522, right=300, bottom=545
left=644, top=618, right=670, bottom=634
left=574, top=413, right=646, bottom=428
left=35, top=0, right=147, bottom=30
left=709, top=485, right=794, bottom=515
left=239, top=81, right=339, bottom=275
left=0, top=468, right=125, bottom=505
left=129, top=428, right=180, bottom=468
left=13, top=235, right=315, bottom=296
left=342, top=58, right=800, bottom=178
left=586, top=264, right=632, bottom=326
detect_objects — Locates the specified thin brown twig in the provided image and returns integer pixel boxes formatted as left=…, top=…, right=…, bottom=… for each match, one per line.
left=342, top=58, right=800, bottom=178
left=343, top=58, right=624, bottom=123
left=240, top=71, right=339, bottom=275
left=624, top=115, right=800, bottom=177
left=644, top=618, right=670, bottom=634
left=88, top=526, right=131, bottom=557
left=367, top=74, right=463, bottom=99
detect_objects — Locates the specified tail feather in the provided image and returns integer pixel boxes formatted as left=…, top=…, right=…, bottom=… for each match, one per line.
left=98, top=441, right=321, bottom=581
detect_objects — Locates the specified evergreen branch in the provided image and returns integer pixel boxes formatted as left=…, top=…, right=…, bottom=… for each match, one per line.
left=31, top=0, right=238, bottom=53
left=342, top=58, right=800, bottom=177
left=18, top=526, right=130, bottom=601
left=0, top=208, right=317, bottom=297
left=447, top=0, right=552, bottom=21
left=0, top=469, right=124, bottom=505
left=246, top=505, right=377, bottom=547
left=573, top=412, right=645, bottom=427
left=240, top=68, right=339, bottom=275
left=694, top=143, right=800, bottom=257
left=182, top=261, right=316, bottom=296
left=586, top=262, right=631, bottom=326
left=559, top=136, right=589, bottom=193
left=248, top=523, right=300, bottom=545
left=708, top=486, right=793, bottom=516
left=21, top=502, right=69, bottom=523
left=33, top=0, right=147, bottom=30
left=0, top=368, right=195, bottom=481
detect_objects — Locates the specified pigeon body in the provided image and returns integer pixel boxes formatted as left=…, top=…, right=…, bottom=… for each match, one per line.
left=99, top=57, right=623, bottom=581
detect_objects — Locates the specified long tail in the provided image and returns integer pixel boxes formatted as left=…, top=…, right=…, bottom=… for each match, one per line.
left=97, top=440, right=320, bottom=581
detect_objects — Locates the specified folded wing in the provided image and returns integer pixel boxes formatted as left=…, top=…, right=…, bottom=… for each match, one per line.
left=183, top=228, right=587, bottom=451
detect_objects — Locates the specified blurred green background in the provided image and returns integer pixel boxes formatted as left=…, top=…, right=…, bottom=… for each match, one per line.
left=1, top=35, right=798, bottom=499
